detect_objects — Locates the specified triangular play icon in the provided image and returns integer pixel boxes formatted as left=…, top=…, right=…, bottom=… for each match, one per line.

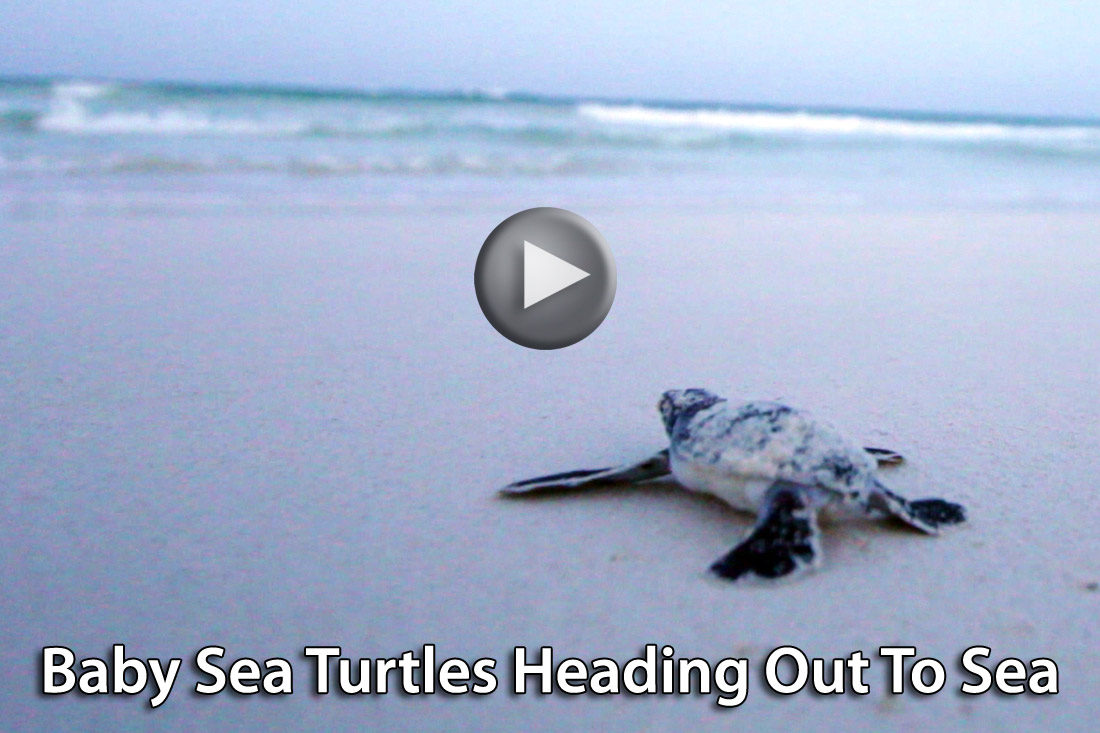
left=523, top=241, right=590, bottom=308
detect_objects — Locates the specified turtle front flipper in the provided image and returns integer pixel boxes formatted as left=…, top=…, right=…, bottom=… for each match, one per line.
left=863, top=446, right=905, bottom=466
left=499, top=449, right=670, bottom=496
left=870, top=483, right=967, bottom=534
left=710, top=481, right=822, bottom=582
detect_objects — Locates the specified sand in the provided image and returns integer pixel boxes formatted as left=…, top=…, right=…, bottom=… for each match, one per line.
left=2, top=206, right=1098, bottom=729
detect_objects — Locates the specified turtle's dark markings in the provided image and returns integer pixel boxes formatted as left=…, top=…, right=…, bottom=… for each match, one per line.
left=730, top=404, right=793, bottom=426
left=823, top=453, right=857, bottom=486
left=767, top=407, right=792, bottom=423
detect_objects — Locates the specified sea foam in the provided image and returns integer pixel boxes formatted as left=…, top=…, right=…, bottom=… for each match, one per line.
left=577, top=103, right=1100, bottom=149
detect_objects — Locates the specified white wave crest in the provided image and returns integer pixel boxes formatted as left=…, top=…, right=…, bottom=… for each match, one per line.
left=35, top=90, right=429, bottom=137
left=51, top=81, right=118, bottom=100
left=38, top=79, right=313, bottom=135
left=39, top=103, right=309, bottom=136
left=577, top=103, right=1100, bottom=147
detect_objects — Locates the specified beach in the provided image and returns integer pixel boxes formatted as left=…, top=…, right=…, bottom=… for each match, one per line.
left=3, top=205, right=1098, bottom=729
left=2, top=79, right=1099, bottom=729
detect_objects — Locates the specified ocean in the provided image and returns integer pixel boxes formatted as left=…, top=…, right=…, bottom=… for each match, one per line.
left=4, top=78, right=1100, bottom=733
left=3, top=77, right=1100, bottom=215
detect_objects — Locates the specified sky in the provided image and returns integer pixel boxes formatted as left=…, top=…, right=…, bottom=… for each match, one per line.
left=2, top=1, right=1098, bottom=117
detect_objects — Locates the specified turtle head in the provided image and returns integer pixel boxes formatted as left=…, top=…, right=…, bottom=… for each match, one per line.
left=658, top=388, right=721, bottom=436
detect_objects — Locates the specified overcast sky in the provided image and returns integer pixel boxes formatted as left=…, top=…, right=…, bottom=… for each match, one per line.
left=2, top=1, right=1097, bottom=117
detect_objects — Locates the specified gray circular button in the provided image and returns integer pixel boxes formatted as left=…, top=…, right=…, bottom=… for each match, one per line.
left=475, top=208, right=616, bottom=350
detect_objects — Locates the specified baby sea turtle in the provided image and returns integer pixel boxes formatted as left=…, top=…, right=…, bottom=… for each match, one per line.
left=500, top=388, right=966, bottom=582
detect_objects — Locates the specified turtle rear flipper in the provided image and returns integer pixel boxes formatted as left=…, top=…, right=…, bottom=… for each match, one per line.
left=871, top=483, right=967, bottom=534
left=908, top=499, right=966, bottom=527
left=710, top=481, right=822, bottom=582
left=499, top=449, right=670, bottom=495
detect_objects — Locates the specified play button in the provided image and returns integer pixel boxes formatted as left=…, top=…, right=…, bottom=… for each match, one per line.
left=475, top=208, right=616, bottom=349
left=523, top=241, right=589, bottom=308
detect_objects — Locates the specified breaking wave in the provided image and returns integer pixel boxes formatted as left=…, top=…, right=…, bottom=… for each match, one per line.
left=577, top=103, right=1100, bottom=151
